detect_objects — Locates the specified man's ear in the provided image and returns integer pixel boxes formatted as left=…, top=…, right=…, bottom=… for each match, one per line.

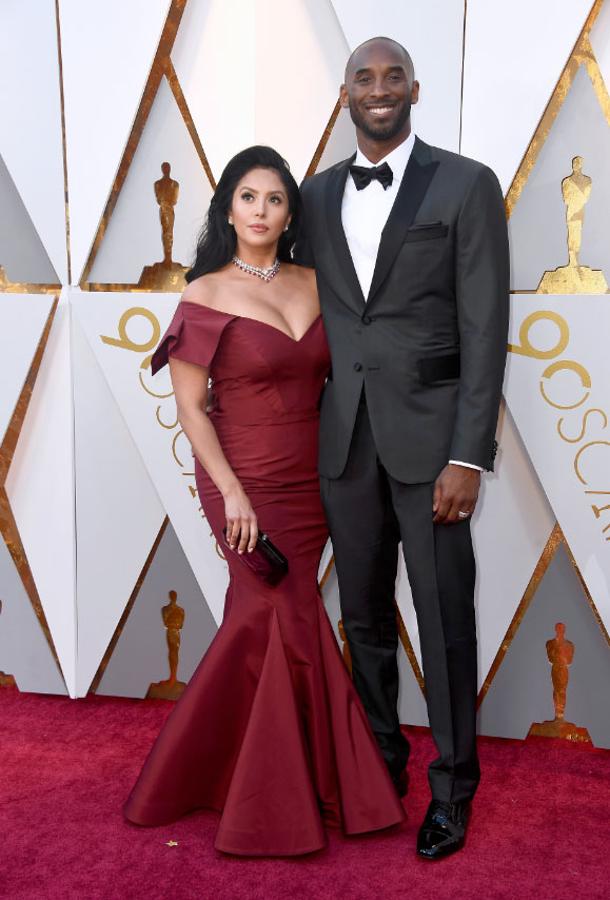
left=411, top=80, right=420, bottom=105
left=339, top=84, right=349, bottom=109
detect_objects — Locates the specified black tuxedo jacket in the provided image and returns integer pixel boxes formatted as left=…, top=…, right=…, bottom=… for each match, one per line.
left=295, top=137, right=510, bottom=483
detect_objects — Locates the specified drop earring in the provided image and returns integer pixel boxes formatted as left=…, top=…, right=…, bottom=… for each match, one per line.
left=228, top=216, right=234, bottom=226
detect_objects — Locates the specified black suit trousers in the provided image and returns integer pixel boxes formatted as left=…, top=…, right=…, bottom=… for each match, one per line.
left=321, top=395, right=480, bottom=804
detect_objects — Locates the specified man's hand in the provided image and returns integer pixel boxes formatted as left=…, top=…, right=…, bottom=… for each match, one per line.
left=433, top=464, right=481, bottom=525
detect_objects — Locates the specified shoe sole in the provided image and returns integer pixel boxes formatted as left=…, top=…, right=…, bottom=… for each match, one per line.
left=416, top=839, right=464, bottom=861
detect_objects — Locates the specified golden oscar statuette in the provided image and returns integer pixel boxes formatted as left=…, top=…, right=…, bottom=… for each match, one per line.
left=537, top=156, right=608, bottom=294
left=527, top=622, right=592, bottom=743
left=137, top=162, right=189, bottom=290
left=146, top=589, right=187, bottom=700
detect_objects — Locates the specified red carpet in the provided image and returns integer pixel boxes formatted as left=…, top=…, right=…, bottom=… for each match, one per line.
left=1, top=688, right=608, bottom=900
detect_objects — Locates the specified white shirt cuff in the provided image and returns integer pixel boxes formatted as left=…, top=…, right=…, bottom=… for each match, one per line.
left=449, top=460, right=484, bottom=472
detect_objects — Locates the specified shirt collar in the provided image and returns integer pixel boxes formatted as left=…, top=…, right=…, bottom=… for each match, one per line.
left=353, top=132, right=416, bottom=185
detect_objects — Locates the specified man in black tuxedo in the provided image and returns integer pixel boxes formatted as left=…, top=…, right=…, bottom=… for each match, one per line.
left=295, top=37, right=509, bottom=859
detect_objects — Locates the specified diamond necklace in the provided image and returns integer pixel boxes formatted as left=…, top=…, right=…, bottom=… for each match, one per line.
left=232, top=255, right=280, bottom=283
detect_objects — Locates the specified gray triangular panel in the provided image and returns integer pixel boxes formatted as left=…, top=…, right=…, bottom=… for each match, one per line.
left=477, top=544, right=610, bottom=748
left=0, top=153, right=59, bottom=284
left=509, top=66, right=610, bottom=290
left=96, top=520, right=218, bottom=698
left=0, top=537, right=66, bottom=694
left=397, top=644, right=429, bottom=728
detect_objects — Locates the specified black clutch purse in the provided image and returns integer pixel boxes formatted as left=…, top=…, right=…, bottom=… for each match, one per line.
left=222, top=529, right=289, bottom=586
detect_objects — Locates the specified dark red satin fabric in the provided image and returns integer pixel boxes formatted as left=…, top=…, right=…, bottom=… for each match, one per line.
left=123, top=301, right=404, bottom=856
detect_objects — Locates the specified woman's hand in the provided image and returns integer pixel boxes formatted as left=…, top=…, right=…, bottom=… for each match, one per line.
left=223, top=484, right=258, bottom=554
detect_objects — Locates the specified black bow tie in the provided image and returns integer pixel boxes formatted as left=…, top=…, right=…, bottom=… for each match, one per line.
left=349, top=161, right=394, bottom=191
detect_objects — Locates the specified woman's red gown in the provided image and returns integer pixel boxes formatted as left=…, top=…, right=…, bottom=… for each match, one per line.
left=123, top=300, right=404, bottom=855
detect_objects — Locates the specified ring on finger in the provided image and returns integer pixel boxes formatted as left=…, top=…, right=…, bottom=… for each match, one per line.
left=458, top=510, right=470, bottom=519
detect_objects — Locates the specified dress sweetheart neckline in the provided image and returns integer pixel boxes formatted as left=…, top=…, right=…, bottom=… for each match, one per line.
left=179, top=300, right=321, bottom=345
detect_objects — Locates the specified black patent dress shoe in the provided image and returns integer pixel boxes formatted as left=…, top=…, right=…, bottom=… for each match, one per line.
left=416, top=800, right=470, bottom=860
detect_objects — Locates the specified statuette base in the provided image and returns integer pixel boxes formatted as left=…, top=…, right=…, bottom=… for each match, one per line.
left=146, top=678, right=186, bottom=701
left=537, top=265, right=608, bottom=294
left=527, top=717, right=592, bottom=743
left=137, top=261, right=188, bottom=291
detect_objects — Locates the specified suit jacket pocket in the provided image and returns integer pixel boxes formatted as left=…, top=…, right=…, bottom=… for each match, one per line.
left=418, top=352, right=460, bottom=384
left=404, top=222, right=449, bottom=243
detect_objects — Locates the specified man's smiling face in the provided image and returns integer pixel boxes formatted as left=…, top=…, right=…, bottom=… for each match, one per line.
left=341, top=39, right=418, bottom=143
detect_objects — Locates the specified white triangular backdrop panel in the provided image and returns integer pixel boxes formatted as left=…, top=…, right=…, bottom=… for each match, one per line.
left=59, top=0, right=171, bottom=283
left=461, top=0, right=593, bottom=190
left=5, top=292, right=77, bottom=694
left=0, top=2, right=67, bottom=283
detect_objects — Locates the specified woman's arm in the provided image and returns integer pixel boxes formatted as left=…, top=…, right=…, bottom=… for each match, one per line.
left=169, top=356, right=258, bottom=554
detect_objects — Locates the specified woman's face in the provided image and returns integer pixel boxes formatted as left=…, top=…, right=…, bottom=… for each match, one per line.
left=229, top=167, right=291, bottom=253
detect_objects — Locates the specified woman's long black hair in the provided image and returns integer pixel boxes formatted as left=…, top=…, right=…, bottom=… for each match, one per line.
left=185, top=146, right=302, bottom=284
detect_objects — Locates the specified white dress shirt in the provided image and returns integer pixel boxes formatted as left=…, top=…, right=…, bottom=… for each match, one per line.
left=342, top=132, right=415, bottom=301
left=341, top=133, right=482, bottom=474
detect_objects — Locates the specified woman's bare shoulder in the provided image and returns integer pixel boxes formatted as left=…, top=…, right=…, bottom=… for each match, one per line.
left=181, top=270, right=230, bottom=308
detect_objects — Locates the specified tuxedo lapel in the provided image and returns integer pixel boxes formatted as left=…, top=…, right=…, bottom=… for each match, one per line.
left=367, top=138, right=439, bottom=305
left=322, top=156, right=366, bottom=313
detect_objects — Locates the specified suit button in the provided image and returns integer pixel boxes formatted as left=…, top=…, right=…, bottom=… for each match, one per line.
left=362, top=315, right=373, bottom=325
left=353, top=362, right=363, bottom=372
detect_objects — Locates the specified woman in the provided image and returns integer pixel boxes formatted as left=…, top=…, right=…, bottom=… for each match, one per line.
left=124, top=146, right=404, bottom=856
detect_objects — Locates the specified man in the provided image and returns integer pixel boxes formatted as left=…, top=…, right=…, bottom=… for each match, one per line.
left=295, top=37, right=509, bottom=860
